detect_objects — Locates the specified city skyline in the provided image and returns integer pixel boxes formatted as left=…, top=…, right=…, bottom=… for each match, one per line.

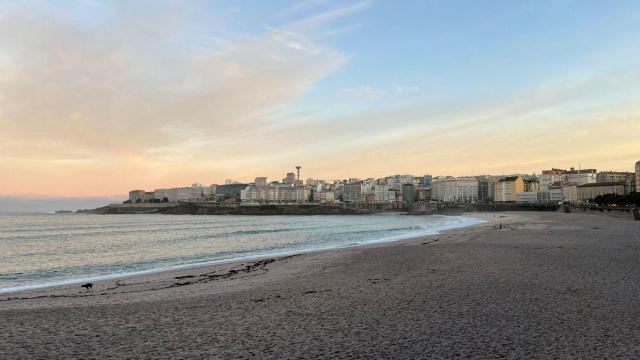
left=1, top=1, right=640, bottom=197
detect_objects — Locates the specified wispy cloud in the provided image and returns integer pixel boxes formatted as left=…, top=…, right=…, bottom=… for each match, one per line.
left=0, top=5, right=347, bottom=155
left=274, top=0, right=335, bottom=19
left=1, top=1, right=639, bottom=196
left=318, top=23, right=364, bottom=38
left=0, top=2, right=351, bottom=195
left=395, top=85, right=421, bottom=94
left=283, top=1, right=371, bottom=32
left=341, top=85, right=386, bottom=100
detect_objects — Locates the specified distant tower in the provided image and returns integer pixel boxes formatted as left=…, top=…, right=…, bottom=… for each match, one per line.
left=295, top=166, right=302, bottom=181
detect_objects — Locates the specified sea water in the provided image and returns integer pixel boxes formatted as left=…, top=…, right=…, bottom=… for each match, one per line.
left=0, top=213, right=483, bottom=293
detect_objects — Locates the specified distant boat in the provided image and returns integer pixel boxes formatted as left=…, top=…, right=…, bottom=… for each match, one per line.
left=54, top=210, right=73, bottom=214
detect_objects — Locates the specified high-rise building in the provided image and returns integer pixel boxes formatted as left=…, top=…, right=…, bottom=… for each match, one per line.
left=342, top=182, right=363, bottom=202
left=386, top=174, right=415, bottom=190
left=540, top=167, right=596, bottom=188
left=283, top=173, right=296, bottom=184
left=476, top=175, right=502, bottom=202
left=421, top=175, right=433, bottom=188
left=495, top=176, right=525, bottom=202
left=254, top=177, right=267, bottom=187
left=401, top=183, right=416, bottom=204
left=374, top=185, right=395, bottom=202
left=539, top=168, right=567, bottom=191
left=523, top=176, right=539, bottom=192
left=565, top=168, right=597, bottom=186
left=635, top=161, right=640, bottom=193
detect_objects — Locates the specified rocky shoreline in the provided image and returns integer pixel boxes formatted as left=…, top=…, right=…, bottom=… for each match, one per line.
left=78, top=203, right=370, bottom=215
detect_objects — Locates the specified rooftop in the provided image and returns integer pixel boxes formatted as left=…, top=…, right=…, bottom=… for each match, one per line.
left=577, top=182, right=625, bottom=188
left=499, top=176, right=520, bottom=182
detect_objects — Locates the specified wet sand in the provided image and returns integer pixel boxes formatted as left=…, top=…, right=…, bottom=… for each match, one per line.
left=2, top=211, right=640, bottom=359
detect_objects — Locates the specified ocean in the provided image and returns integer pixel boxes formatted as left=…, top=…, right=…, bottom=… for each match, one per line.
left=0, top=213, right=483, bottom=293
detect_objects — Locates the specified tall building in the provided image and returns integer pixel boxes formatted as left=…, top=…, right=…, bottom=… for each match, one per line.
left=562, top=185, right=578, bottom=204
left=283, top=173, right=296, bottom=184
left=342, top=182, right=363, bottom=202
left=636, top=161, right=640, bottom=193
left=565, top=168, right=597, bottom=186
left=495, top=176, right=525, bottom=202
left=401, top=183, right=416, bottom=204
left=539, top=168, right=567, bottom=191
left=387, top=174, right=415, bottom=190
left=313, top=191, right=335, bottom=203
left=374, top=185, right=395, bottom=202
left=254, top=177, right=268, bottom=187
left=523, top=176, right=539, bottom=192
left=417, top=187, right=431, bottom=201
left=540, top=167, right=596, bottom=189
left=421, top=175, right=433, bottom=188
left=476, top=175, right=502, bottom=202
left=216, top=183, right=249, bottom=202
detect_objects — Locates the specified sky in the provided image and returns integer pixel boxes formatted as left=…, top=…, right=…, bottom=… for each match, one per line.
left=1, top=0, right=640, bottom=199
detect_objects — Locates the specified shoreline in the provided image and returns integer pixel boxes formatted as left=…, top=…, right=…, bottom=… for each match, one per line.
left=0, top=214, right=486, bottom=296
left=4, top=211, right=639, bottom=358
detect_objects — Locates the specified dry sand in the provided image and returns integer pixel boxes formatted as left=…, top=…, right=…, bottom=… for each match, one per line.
left=1, top=211, right=640, bottom=359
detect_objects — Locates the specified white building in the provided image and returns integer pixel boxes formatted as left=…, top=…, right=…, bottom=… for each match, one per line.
left=176, top=187, right=201, bottom=201
left=362, top=178, right=376, bottom=195
left=539, top=169, right=567, bottom=191
left=241, top=184, right=311, bottom=204
left=562, top=185, right=578, bottom=204
left=565, top=168, right=597, bottom=186
left=548, top=188, right=563, bottom=203
left=128, top=190, right=145, bottom=203
left=254, top=177, right=268, bottom=187
left=153, top=188, right=175, bottom=202
left=313, top=191, right=335, bottom=203
left=374, top=185, right=395, bottom=202
left=386, top=175, right=415, bottom=190
left=516, top=191, right=550, bottom=204
left=431, top=177, right=479, bottom=203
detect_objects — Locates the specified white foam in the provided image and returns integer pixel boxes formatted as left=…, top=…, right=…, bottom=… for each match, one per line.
left=0, top=215, right=485, bottom=294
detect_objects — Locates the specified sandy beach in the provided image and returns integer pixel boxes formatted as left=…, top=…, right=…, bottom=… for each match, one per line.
left=2, top=211, right=640, bottom=358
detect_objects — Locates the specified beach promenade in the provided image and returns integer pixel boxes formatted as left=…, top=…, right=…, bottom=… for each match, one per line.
left=2, top=211, right=639, bottom=358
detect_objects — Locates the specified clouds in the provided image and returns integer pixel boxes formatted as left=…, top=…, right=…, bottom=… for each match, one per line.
left=0, top=1, right=359, bottom=195
left=1, top=1, right=639, bottom=197
left=341, top=85, right=386, bottom=100
left=0, top=2, right=347, bottom=159
left=340, top=84, right=421, bottom=100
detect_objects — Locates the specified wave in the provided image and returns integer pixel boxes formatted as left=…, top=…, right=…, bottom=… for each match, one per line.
left=0, top=215, right=485, bottom=294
